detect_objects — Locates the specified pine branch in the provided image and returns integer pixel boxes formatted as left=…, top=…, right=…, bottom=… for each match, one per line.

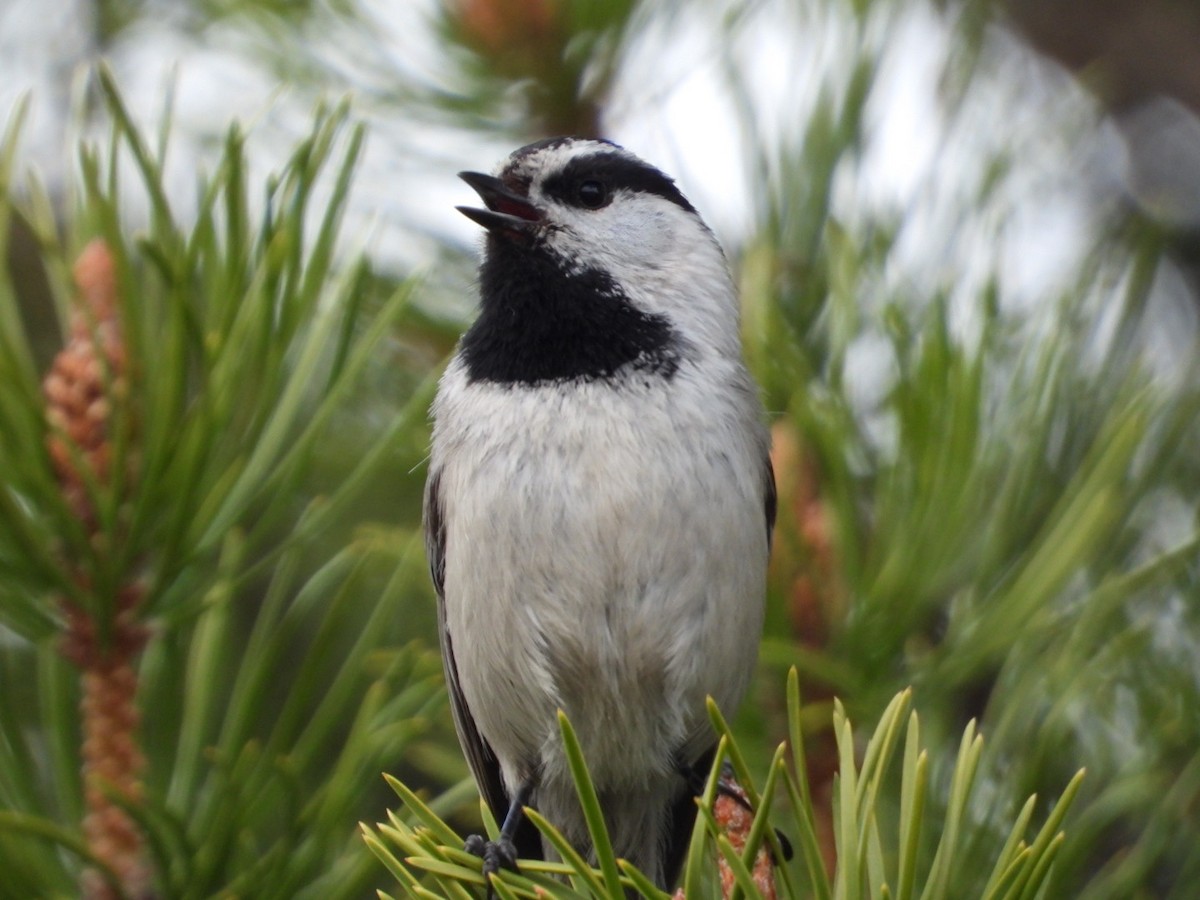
left=367, top=670, right=1083, bottom=899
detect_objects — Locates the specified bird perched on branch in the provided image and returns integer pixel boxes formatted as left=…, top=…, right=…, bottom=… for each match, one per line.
left=425, top=136, right=773, bottom=895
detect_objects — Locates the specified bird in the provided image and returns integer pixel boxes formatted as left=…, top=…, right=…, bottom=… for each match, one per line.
left=424, top=136, right=774, bottom=895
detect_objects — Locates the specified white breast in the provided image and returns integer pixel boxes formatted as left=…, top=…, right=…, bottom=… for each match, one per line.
left=431, top=354, right=769, bottom=794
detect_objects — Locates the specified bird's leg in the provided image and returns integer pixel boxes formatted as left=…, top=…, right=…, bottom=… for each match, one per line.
left=465, top=780, right=534, bottom=896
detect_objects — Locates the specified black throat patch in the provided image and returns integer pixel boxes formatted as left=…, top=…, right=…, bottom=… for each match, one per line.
left=460, top=238, right=681, bottom=386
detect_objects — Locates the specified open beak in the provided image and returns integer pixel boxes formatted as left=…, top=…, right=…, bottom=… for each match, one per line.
left=457, top=172, right=542, bottom=237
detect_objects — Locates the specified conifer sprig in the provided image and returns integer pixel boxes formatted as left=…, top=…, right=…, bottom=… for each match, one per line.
left=367, top=670, right=1082, bottom=899
left=0, top=73, right=442, bottom=898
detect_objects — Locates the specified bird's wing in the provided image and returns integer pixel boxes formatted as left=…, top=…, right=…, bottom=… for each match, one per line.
left=765, top=453, right=777, bottom=549
left=424, top=469, right=542, bottom=858
left=424, top=469, right=507, bottom=817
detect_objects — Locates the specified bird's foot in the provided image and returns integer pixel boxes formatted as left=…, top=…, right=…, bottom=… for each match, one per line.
left=465, top=833, right=520, bottom=896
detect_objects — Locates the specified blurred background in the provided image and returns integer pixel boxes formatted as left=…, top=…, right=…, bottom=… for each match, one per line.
left=2, top=0, right=1200, bottom=897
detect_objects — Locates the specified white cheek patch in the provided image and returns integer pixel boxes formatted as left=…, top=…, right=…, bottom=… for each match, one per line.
left=553, top=195, right=687, bottom=275
left=606, top=208, right=675, bottom=262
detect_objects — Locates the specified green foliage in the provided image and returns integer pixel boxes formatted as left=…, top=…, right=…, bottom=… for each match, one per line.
left=435, top=0, right=640, bottom=137
left=714, top=5, right=1200, bottom=895
left=4, top=3, right=1200, bottom=899
left=0, top=72, right=444, bottom=897
left=366, top=671, right=1082, bottom=899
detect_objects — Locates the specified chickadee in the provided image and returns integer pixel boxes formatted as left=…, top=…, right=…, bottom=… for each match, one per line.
left=425, top=137, right=774, bottom=894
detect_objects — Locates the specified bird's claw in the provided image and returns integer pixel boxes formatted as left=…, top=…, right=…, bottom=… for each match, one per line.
left=465, top=833, right=520, bottom=897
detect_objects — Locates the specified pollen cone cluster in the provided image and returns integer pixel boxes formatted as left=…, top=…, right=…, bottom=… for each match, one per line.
left=712, top=774, right=780, bottom=900
left=670, top=771, right=780, bottom=899
left=44, top=240, right=150, bottom=899
left=43, top=240, right=129, bottom=532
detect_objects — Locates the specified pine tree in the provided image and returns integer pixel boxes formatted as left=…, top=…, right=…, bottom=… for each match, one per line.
left=2, top=2, right=1199, bottom=898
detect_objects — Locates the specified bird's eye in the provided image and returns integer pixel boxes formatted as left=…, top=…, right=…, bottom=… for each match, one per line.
left=576, top=180, right=609, bottom=209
